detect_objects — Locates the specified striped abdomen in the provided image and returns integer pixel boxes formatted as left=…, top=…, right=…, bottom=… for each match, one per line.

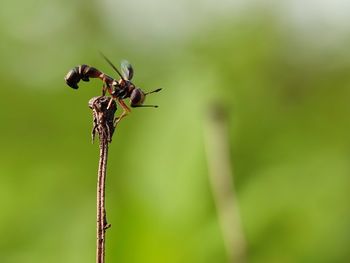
left=64, top=65, right=113, bottom=89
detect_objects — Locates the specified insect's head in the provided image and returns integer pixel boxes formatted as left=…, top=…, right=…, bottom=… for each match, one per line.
left=101, top=53, right=162, bottom=107
left=130, top=87, right=162, bottom=107
left=118, top=59, right=162, bottom=107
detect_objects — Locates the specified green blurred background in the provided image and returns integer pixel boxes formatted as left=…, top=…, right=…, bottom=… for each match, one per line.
left=1, top=0, right=350, bottom=262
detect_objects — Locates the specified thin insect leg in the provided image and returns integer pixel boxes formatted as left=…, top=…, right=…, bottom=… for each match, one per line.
left=106, top=97, right=115, bottom=110
left=102, top=84, right=107, bottom=96
left=114, top=99, right=131, bottom=126
left=113, top=111, right=128, bottom=126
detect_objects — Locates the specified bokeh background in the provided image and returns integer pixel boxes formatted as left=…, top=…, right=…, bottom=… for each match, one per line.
left=1, top=0, right=350, bottom=262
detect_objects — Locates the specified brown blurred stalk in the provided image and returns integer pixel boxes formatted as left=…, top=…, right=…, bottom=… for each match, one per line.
left=204, top=104, right=247, bottom=263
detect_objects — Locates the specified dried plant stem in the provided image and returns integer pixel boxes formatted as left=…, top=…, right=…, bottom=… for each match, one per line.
left=96, top=135, right=108, bottom=263
left=89, top=96, right=117, bottom=263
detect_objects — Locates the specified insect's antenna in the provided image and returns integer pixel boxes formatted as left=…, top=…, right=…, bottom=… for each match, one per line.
left=133, top=105, right=159, bottom=108
left=99, top=52, right=125, bottom=80
left=145, top=88, right=162, bottom=95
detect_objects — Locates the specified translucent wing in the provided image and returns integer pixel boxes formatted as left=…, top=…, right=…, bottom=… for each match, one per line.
left=121, top=60, right=134, bottom=80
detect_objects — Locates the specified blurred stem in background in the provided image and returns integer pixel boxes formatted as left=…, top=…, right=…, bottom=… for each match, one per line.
left=204, top=103, right=247, bottom=263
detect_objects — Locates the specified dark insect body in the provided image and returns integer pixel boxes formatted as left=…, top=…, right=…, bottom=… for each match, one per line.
left=64, top=54, right=161, bottom=125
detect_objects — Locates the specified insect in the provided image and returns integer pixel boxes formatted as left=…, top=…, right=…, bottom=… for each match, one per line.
left=64, top=53, right=161, bottom=125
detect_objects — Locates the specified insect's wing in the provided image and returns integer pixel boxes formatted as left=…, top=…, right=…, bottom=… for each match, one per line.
left=121, top=60, right=134, bottom=80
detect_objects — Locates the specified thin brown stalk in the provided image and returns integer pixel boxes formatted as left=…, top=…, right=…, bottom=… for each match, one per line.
left=96, top=136, right=108, bottom=263
left=89, top=96, right=117, bottom=263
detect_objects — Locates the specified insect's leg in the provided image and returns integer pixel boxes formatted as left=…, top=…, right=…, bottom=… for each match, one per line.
left=114, top=111, right=128, bottom=126
left=114, top=99, right=131, bottom=126
left=104, top=83, right=115, bottom=109
left=106, top=97, right=115, bottom=110
left=102, top=85, right=106, bottom=96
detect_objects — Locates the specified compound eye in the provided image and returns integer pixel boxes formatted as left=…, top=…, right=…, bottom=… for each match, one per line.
left=130, top=88, right=145, bottom=106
